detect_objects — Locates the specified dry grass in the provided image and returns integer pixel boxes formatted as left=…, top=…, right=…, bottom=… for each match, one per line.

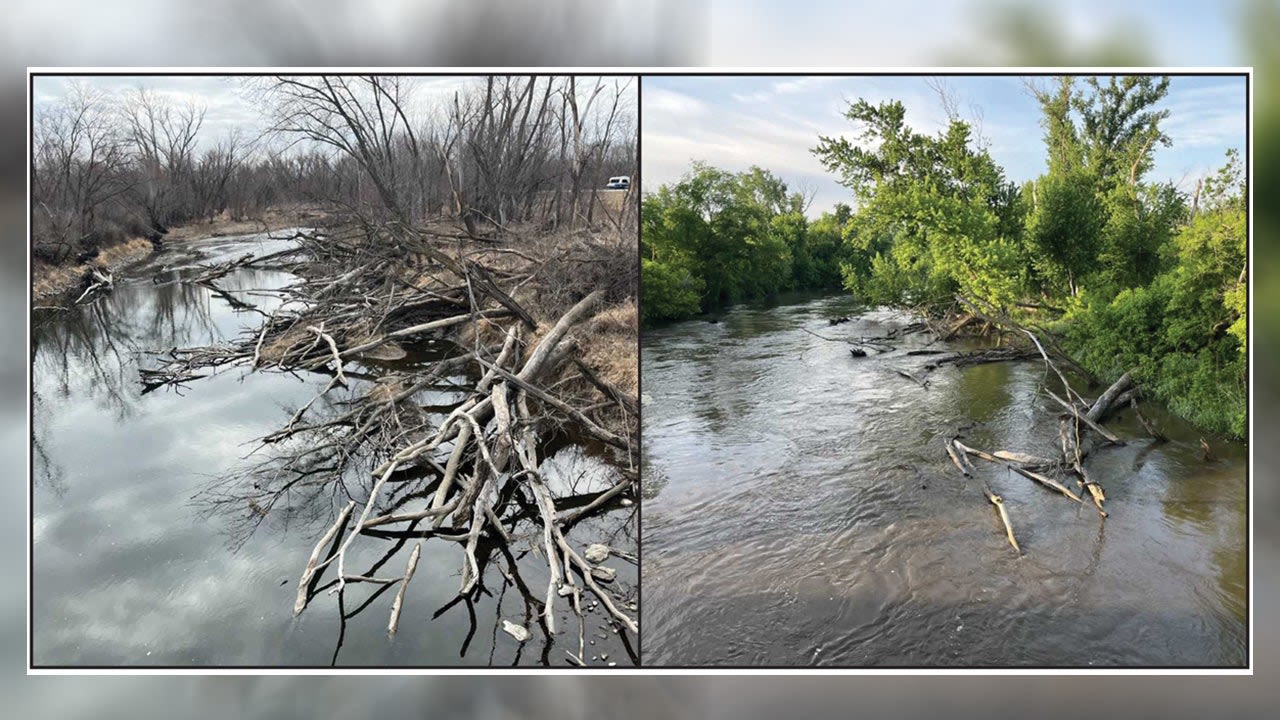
left=91, top=237, right=154, bottom=269
left=32, top=237, right=154, bottom=302
left=579, top=299, right=638, bottom=395
left=31, top=261, right=85, bottom=301
left=587, top=300, right=637, bottom=337
left=581, top=330, right=637, bottom=396
left=259, top=327, right=312, bottom=363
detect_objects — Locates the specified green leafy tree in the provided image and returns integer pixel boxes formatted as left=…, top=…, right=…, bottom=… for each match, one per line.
left=641, top=257, right=703, bottom=324
left=641, top=163, right=832, bottom=324
left=810, top=78, right=1244, bottom=438
left=1074, top=76, right=1172, bottom=193
left=1064, top=149, right=1245, bottom=436
left=1025, top=169, right=1105, bottom=295
left=813, top=99, right=1026, bottom=309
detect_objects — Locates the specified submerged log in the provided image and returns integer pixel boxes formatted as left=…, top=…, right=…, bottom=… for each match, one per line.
left=1131, top=397, right=1167, bottom=442
left=945, top=439, right=1020, bottom=555
left=894, top=368, right=930, bottom=389
left=921, top=347, right=1038, bottom=371
left=991, top=450, right=1056, bottom=468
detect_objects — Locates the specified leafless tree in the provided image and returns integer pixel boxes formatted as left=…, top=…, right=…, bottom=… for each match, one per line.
left=562, top=76, right=632, bottom=228
left=122, top=87, right=206, bottom=230
left=31, top=83, right=133, bottom=261
left=254, top=75, right=427, bottom=221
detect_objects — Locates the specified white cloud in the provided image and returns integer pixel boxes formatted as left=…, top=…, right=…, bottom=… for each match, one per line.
left=1161, top=82, right=1247, bottom=149
left=642, top=76, right=962, bottom=215
left=644, top=87, right=709, bottom=119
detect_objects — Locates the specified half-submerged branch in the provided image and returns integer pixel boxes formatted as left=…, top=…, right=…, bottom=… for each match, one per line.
left=945, top=438, right=1020, bottom=555
left=927, top=297, right=1162, bottom=550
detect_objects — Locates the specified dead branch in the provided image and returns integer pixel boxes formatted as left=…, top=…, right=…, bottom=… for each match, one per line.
left=945, top=438, right=1020, bottom=555
left=953, top=439, right=1081, bottom=503
left=387, top=542, right=421, bottom=638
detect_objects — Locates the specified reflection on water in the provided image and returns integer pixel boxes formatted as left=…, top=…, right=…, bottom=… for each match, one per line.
left=641, top=292, right=1247, bottom=667
left=32, top=232, right=636, bottom=667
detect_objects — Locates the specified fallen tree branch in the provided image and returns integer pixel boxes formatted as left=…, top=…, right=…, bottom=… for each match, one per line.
left=945, top=439, right=1021, bottom=555
left=1044, top=389, right=1124, bottom=446
left=953, top=439, right=1082, bottom=503
left=295, top=500, right=355, bottom=615
left=387, top=542, right=421, bottom=638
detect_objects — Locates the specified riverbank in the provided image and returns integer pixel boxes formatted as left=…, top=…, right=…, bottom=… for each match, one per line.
left=31, top=205, right=332, bottom=305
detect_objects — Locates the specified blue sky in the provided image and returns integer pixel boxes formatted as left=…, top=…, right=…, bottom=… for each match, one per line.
left=642, top=74, right=1248, bottom=216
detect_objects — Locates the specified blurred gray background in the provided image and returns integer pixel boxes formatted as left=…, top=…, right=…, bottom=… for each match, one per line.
left=6, top=0, right=1274, bottom=716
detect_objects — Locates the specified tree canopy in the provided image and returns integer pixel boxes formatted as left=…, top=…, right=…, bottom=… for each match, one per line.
left=640, top=163, right=852, bottom=324
left=806, top=75, right=1245, bottom=437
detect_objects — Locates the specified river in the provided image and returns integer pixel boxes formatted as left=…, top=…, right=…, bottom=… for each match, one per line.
left=31, top=231, right=637, bottom=667
left=640, top=292, right=1247, bottom=667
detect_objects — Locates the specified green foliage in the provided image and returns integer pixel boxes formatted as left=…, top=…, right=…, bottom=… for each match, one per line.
left=1093, top=181, right=1185, bottom=292
left=811, top=80, right=1245, bottom=438
left=640, top=257, right=703, bottom=324
left=1024, top=169, right=1104, bottom=293
left=640, top=164, right=853, bottom=324
left=814, top=99, right=1027, bottom=310
left=1031, top=76, right=1084, bottom=175
left=1060, top=149, right=1246, bottom=437
left=1073, top=76, right=1172, bottom=192
left=800, top=203, right=854, bottom=289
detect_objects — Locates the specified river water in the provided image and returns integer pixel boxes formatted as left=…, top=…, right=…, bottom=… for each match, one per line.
left=640, top=292, right=1247, bottom=667
left=32, top=231, right=637, bottom=667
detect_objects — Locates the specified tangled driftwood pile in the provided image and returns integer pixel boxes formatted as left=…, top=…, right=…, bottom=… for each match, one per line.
left=142, top=221, right=638, bottom=661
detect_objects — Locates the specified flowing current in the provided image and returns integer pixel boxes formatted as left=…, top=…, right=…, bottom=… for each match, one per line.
left=640, top=292, right=1246, bottom=667
left=32, top=231, right=637, bottom=667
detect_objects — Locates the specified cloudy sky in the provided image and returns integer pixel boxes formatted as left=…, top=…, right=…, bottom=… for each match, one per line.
left=32, top=75, right=481, bottom=152
left=641, top=74, right=1248, bottom=216
left=32, top=74, right=634, bottom=155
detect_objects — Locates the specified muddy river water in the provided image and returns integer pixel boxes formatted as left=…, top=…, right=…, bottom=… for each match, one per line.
left=640, top=292, right=1246, bottom=667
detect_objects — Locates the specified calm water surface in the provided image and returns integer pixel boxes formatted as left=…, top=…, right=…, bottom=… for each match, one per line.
left=32, top=232, right=636, bottom=667
left=641, top=292, right=1246, bottom=667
